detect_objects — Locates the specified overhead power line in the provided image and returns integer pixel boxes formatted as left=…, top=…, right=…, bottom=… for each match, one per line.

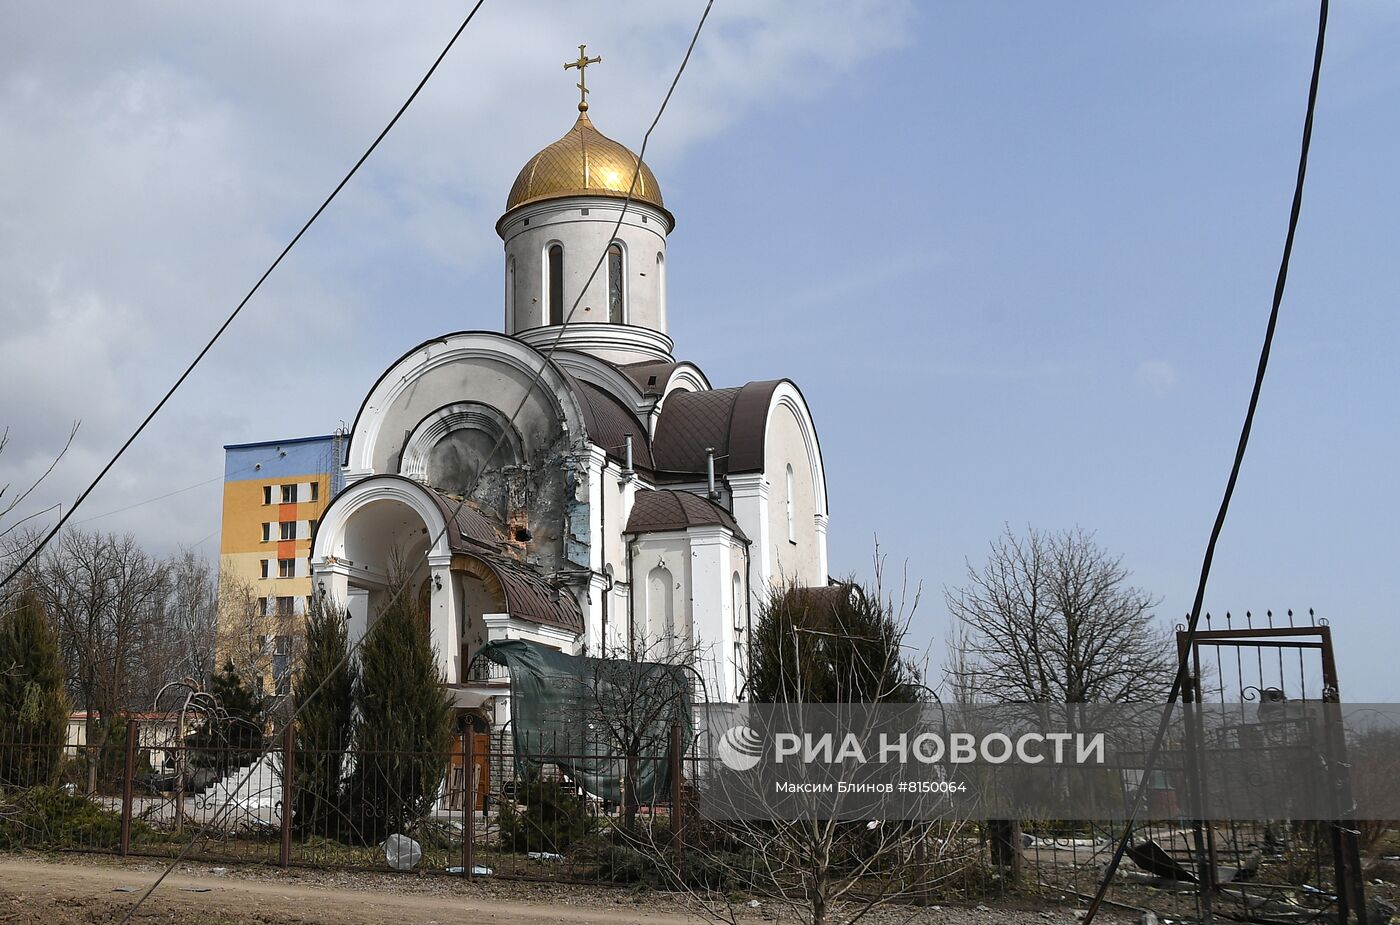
left=70, top=450, right=287, bottom=526
left=0, top=0, right=489, bottom=590
left=1082, top=2, right=1329, bottom=922
left=115, top=3, right=716, bottom=920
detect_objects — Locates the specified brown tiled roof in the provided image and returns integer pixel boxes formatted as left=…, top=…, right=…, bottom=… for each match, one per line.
left=487, top=554, right=583, bottom=632
left=618, top=359, right=681, bottom=397
left=455, top=552, right=584, bottom=633
left=650, top=380, right=783, bottom=476
left=624, top=489, right=746, bottom=539
left=569, top=377, right=655, bottom=470
left=426, top=488, right=505, bottom=551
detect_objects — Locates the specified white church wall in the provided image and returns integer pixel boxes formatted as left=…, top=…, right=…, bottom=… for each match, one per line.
left=628, top=533, right=691, bottom=653
left=357, top=349, right=569, bottom=478
left=764, top=393, right=826, bottom=589
left=499, top=197, right=670, bottom=340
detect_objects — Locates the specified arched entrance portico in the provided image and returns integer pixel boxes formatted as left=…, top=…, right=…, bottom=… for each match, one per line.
left=311, top=476, right=460, bottom=683
left=311, top=474, right=586, bottom=700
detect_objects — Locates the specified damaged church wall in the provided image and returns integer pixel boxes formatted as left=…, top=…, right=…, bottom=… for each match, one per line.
left=346, top=335, right=599, bottom=582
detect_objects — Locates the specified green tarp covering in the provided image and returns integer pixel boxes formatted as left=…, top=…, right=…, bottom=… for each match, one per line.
left=477, top=639, right=691, bottom=803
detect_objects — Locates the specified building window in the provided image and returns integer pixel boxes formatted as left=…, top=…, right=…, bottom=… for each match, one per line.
left=272, top=635, right=292, bottom=697
left=279, top=521, right=296, bottom=541
left=259, top=596, right=271, bottom=617
left=263, top=485, right=273, bottom=505
left=278, top=558, right=295, bottom=579
left=261, top=560, right=270, bottom=579
left=276, top=596, right=295, bottom=618
left=308, top=518, right=317, bottom=538
left=607, top=242, right=624, bottom=323
left=280, top=485, right=296, bottom=504
left=785, top=464, right=796, bottom=543
left=261, top=523, right=271, bottom=543
left=547, top=243, right=564, bottom=325
left=309, top=482, right=319, bottom=502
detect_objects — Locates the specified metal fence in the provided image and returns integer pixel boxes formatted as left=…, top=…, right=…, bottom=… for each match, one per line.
left=1, top=714, right=1391, bottom=919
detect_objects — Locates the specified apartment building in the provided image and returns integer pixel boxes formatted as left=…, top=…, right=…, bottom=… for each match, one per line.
left=217, top=433, right=342, bottom=699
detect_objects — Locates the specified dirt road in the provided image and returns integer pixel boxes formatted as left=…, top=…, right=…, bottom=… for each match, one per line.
left=0, top=856, right=704, bottom=925
left=0, top=854, right=1125, bottom=924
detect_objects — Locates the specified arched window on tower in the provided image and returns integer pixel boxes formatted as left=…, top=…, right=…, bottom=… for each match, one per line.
left=547, top=243, right=564, bottom=326
left=505, top=256, right=515, bottom=329
left=607, top=242, right=624, bottom=323
left=656, top=252, right=666, bottom=328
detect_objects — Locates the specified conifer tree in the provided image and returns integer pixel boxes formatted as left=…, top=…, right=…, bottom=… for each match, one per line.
left=188, top=660, right=265, bottom=774
left=749, top=579, right=922, bottom=704
left=347, top=587, right=452, bottom=843
left=0, top=588, right=69, bottom=788
left=291, top=594, right=355, bottom=836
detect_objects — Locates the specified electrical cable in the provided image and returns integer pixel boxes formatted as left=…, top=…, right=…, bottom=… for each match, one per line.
left=1081, top=2, right=1328, bottom=921
left=0, top=0, right=489, bottom=591
left=114, top=3, right=714, bottom=919
left=70, top=450, right=288, bottom=526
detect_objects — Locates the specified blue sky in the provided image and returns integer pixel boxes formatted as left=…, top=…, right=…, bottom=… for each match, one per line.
left=2, top=2, right=1396, bottom=697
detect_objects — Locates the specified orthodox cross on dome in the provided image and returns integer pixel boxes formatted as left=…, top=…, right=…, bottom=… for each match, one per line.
left=564, top=44, right=602, bottom=112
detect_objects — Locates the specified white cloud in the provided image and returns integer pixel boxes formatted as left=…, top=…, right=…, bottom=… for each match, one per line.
left=1133, top=359, right=1177, bottom=395
left=0, top=0, right=912, bottom=553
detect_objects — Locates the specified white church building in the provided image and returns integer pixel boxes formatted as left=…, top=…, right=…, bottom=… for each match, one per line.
left=311, top=72, right=830, bottom=715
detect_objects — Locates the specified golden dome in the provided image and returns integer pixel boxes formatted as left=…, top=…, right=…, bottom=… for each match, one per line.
left=502, top=112, right=670, bottom=224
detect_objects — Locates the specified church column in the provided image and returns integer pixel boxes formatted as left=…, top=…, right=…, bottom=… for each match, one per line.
left=427, top=553, right=459, bottom=683
left=689, top=526, right=736, bottom=702
left=728, top=472, right=771, bottom=609
left=346, top=588, right=370, bottom=649
left=584, top=446, right=608, bottom=654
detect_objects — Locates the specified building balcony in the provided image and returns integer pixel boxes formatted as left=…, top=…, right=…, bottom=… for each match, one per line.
left=460, top=647, right=509, bottom=686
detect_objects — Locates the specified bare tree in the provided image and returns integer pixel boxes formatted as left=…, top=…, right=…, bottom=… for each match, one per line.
left=36, top=529, right=170, bottom=792
left=944, top=525, right=1173, bottom=704
left=0, top=424, right=80, bottom=602
left=629, top=564, right=975, bottom=925
left=161, top=549, right=220, bottom=691
left=943, top=526, right=1172, bottom=879
left=0, top=422, right=78, bottom=540
left=214, top=564, right=292, bottom=695
left=584, top=634, right=699, bottom=831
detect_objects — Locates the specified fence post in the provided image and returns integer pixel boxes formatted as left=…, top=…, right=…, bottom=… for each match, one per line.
left=119, top=720, right=138, bottom=856
left=462, top=728, right=476, bottom=879
left=670, top=722, right=683, bottom=863
left=280, top=724, right=294, bottom=869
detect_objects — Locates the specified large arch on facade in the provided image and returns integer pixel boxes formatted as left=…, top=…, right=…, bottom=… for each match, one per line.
left=343, top=331, right=592, bottom=478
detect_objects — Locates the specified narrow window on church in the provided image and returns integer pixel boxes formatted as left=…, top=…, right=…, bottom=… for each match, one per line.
left=656, top=252, right=666, bottom=327
left=547, top=244, right=564, bottom=325
left=732, top=571, right=744, bottom=630
left=607, top=242, right=624, bottom=323
left=505, top=256, right=515, bottom=329
left=786, top=464, right=796, bottom=543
